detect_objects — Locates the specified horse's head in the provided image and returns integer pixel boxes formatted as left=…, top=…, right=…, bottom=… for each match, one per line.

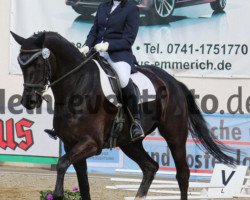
left=11, top=31, right=51, bottom=109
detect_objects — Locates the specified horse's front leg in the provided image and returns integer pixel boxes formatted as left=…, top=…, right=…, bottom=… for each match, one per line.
left=53, top=154, right=71, bottom=200
left=53, top=137, right=99, bottom=200
left=73, top=160, right=91, bottom=200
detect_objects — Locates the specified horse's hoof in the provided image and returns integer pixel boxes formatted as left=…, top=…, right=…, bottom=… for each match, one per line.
left=52, top=194, right=63, bottom=200
left=53, top=197, right=63, bottom=200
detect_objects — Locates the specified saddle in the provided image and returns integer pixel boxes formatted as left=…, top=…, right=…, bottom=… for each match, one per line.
left=96, top=54, right=124, bottom=104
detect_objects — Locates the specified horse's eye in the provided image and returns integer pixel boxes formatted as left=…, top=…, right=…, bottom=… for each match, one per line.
left=18, top=52, right=39, bottom=67
left=19, top=53, right=32, bottom=63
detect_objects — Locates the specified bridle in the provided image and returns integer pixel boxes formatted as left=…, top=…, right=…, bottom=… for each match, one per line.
left=18, top=48, right=52, bottom=102
left=18, top=47, right=98, bottom=102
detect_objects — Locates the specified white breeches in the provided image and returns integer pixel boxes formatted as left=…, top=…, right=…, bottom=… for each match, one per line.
left=100, top=52, right=131, bottom=88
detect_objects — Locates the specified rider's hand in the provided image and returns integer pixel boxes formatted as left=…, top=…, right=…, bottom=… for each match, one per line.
left=94, top=42, right=109, bottom=52
left=80, top=45, right=89, bottom=56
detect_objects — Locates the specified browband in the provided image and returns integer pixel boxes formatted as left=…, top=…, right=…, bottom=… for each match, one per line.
left=18, top=48, right=50, bottom=66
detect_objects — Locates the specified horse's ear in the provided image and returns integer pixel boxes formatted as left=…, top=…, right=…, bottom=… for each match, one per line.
left=35, top=33, right=45, bottom=47
left=10, top=31, right=26, bottom=45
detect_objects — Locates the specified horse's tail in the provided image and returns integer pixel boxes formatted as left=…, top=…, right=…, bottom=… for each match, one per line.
left=178, top=82, right=237, bottom=165
left=144, top=65, right=237, bottom=164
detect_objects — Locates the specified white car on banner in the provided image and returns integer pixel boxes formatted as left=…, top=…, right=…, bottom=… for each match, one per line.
left=66, top=0, right=227, bottom=20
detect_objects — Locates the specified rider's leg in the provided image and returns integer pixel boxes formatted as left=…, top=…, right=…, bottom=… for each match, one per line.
left=121, top=79, right=145, bottom=141
left=108, top=60, right=145, bottom=141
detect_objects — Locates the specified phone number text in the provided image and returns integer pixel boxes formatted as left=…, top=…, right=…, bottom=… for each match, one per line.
left=165, top=44, right=248, bottom=55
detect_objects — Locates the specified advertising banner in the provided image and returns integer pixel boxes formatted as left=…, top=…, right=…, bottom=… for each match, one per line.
left=63, top=114, right=250, bottom=174
left=9, top=0, right=250, bottom=78
left=65, top=114, right=250, bottom=175
left=0, top=103, right=59, bottom=159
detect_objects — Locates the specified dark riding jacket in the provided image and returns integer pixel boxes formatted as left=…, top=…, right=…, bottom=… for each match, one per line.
left=85, top=0, right=140, bottom=69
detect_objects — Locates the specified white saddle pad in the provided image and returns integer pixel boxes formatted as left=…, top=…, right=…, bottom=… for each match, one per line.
left=93, top=59, right=156, bottom=107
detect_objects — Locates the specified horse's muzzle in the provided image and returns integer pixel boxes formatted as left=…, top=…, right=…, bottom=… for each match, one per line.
left=21, top=90, right=42, bottom=110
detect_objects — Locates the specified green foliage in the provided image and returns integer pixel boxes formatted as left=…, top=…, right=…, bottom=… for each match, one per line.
left=40, top=190, right=82, bottom=200
left=40, top=190, right=53, bottom=200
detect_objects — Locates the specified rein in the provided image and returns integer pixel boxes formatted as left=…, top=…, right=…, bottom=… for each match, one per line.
left=48, top=51, right=98, bottom=88
left=19, top=47, right=98, bottom=102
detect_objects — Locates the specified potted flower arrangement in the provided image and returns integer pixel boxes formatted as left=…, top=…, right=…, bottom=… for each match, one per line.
left=40, top=186, right=81, bottom=200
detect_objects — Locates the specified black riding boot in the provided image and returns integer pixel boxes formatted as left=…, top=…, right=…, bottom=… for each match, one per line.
left=44, top=129, right=57, bottom=140
left=122, top=79, right=145, bottom=142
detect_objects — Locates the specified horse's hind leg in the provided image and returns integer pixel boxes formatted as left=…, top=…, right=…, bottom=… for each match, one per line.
left=73, top=160, right=91, bottom=200
left=159, top=125, right=190, bottom=200
left=120, top=141, right=159, bottom=199
left=168, top=140, right=189, bottom=200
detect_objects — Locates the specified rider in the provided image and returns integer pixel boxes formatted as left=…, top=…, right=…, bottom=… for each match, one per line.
left=45, top=0, right=144, bottom=141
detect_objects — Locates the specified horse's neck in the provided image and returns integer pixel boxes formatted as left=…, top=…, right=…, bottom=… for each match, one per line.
left=45, top=39, right=93, bottom=103
left=51, top=60, right=97, bottom=104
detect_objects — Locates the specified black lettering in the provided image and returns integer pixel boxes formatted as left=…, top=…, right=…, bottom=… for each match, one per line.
left=227, top=87, right=244, bottom=114
left=221, top=170, right=235, bottom=186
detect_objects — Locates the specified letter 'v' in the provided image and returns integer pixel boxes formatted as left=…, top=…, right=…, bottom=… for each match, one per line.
left=222, top=170, right=236, bottom=186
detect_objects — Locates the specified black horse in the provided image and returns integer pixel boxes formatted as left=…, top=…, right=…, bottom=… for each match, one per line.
left=11, top=31, right=236, bottom=200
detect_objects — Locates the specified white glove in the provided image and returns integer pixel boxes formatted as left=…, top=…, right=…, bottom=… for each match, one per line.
left=80, top=45, right=89, bottom=56
left=94, top=42, right=109, bottom=52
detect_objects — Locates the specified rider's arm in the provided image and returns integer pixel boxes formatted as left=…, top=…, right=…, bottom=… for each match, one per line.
left=85, top=7, right=100, bottom=48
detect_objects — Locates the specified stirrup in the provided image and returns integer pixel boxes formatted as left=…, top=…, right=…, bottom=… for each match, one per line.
left=44, top=129, right=57, bottom=140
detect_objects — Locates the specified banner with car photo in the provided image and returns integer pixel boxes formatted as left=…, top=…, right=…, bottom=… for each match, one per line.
left=9, top=0, right=250, bottom=78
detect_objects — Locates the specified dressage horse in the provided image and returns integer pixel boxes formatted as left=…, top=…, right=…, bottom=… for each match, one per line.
left=11, top=31, right=236, bottom=200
